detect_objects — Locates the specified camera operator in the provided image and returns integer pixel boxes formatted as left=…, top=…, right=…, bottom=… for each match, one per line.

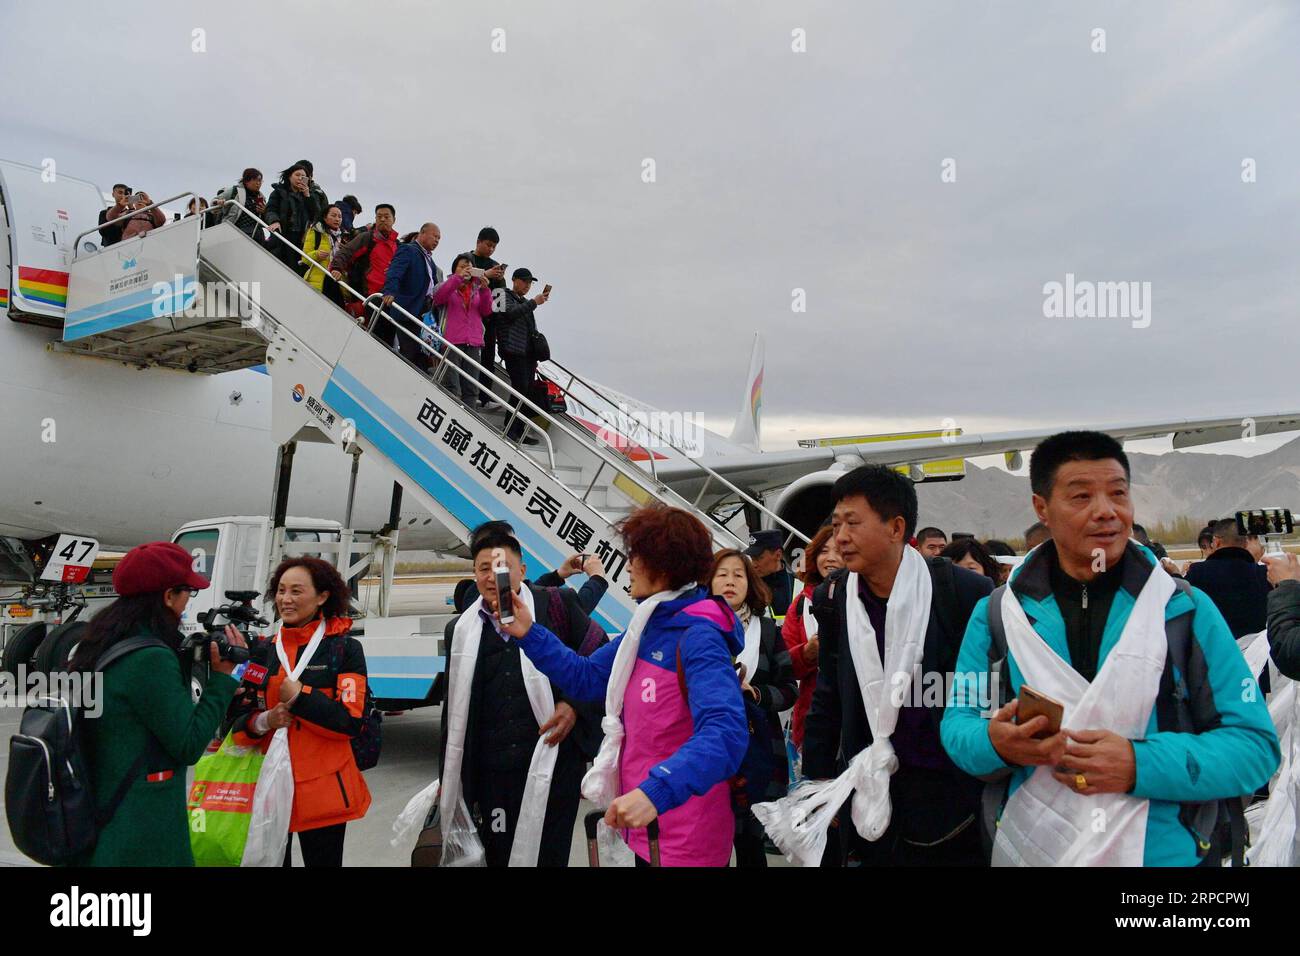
left=69, top=542, right=246, bottom=866
left=1265, top=553, right=1300, bottom=679
left=229, top=557, right=371, bottom=867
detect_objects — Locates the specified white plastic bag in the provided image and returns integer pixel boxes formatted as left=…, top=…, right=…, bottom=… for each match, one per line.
left=391, top=779, right=440, bottom=848
left=596, top=817, right=637, bottom=867
left=240, top=728, right=295, bottom=867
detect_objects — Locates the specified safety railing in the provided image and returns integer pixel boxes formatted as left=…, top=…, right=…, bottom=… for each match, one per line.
left=202, top=199, right=559, bottom=466
left=73, top=191, right=200, bottom=257
left=544, top=357, right=808, bottom=545
left=201, top=202, right=706, bottom=529
left=200, top=200, right=800, bottom=545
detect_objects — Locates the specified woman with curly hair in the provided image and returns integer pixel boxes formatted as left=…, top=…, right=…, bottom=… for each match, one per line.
left=229, top=556, right=371, bottom=867
left=497, top=505, right=748, bottom=866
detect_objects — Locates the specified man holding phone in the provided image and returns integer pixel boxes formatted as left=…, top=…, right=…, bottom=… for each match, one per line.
left=439, top=531, right=606, bottom=866
left=497, top=267, right=550, bottom=444
left=469, top=227, right=508, bottom=408
left=942, top=431, right=1279, bottom=866
left=97, top=183, right=131, bottom=247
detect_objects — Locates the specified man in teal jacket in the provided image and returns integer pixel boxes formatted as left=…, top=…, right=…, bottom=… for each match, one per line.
left=942, top=431, right=1279, bottom=866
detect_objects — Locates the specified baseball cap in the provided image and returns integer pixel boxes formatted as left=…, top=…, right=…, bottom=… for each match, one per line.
left=512, top=267, right=537, bottom=282
left=744, top=529, right=784, bottom=558
left=113, top=541, right=210, bottom=597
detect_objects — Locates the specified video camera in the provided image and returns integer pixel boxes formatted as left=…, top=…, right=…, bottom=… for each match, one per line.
left=185, top=589, right=269, bottom=663
left=1236, top=508, right=1294, bottom=558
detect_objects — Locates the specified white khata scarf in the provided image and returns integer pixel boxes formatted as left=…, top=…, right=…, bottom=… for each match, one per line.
left=991, top=563, right=1173, bottom=867
left=754, top=545, right=932, bottom=866
left=737, top=614, right=762, bottom=683
left=582, top=586, right=692, bottom=807
left=802, top=591, right=819, bottom=640
left=1240, top=630, right=1299, bottom=866
left=435, top=585, right=558, bottom=867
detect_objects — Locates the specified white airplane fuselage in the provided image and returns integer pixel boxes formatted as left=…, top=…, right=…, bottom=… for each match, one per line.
left=0, top=314, right=444, bottom=550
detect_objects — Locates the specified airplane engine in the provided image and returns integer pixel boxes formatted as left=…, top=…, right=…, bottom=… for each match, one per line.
left=769, top=469, right=842, bottom=547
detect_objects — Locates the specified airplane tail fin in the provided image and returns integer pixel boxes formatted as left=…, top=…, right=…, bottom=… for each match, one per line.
left=728, top=333, right=764, bottom=453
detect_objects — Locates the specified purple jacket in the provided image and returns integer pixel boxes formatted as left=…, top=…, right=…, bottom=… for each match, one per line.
left=432, top=274, right=492, bottom=346
left=518, top=588, right=748, bottom=866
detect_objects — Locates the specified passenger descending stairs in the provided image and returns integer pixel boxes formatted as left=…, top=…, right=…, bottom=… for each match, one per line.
left=62, top=217, right=752, bottom=632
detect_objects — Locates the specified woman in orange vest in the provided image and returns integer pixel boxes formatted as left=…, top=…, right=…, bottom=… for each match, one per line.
left=231, top=556, right=371, bottom=866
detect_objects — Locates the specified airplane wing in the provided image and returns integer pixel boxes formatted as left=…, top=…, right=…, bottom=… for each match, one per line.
left=655, top=411, right=1300, bottom=504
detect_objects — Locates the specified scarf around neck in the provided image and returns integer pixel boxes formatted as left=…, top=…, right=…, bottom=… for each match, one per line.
left=437, top=585, right=559, bottom=866
left=754, top=546, right=932, bottom=865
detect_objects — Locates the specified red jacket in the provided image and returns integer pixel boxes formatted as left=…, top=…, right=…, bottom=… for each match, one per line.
left=781, top=586, right=819, bottom=750
left=364, top=230, right=398, bottom=295
left=329, top=226, right=399, bottom=295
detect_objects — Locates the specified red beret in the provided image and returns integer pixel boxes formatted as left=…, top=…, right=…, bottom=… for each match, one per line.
left=113, top=541, right=210, bottom=597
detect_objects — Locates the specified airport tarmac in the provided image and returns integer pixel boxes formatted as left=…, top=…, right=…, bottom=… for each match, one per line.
left=0, top=578, right=790, bottom=867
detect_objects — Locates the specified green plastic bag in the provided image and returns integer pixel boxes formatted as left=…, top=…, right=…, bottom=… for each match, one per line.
left=187, top=732, right=266, bottom=867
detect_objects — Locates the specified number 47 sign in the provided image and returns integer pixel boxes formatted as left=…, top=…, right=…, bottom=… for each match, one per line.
left=40, top=534, right=101, bottom=584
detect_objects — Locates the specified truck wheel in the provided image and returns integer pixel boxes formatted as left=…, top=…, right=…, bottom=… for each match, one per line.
left=35, top=621, right=88, bottom=675
left=2, top=622, right=46, bottom=676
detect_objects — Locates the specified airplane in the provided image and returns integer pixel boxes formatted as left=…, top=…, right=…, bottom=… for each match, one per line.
left=4, top=157, right=1300, bottom=592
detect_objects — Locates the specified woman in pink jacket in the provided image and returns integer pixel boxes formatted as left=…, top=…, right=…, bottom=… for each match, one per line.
left=432, top=254, right=493, bottom=403
left=498, top=506, right=749, bottom=866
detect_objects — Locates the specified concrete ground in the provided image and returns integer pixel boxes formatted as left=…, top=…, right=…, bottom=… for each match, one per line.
left=0, top=579, right=787, bottom=867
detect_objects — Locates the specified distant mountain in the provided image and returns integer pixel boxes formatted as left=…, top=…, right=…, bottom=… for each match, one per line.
left=915, top=436, right=1300, bottom=542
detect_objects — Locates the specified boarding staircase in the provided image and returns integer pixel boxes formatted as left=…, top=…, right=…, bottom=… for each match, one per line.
left=61, top=196, right=803, bottom=631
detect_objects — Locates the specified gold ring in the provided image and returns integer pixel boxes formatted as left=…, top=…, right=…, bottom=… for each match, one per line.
left=1075, top=773, right=1088, bottom=791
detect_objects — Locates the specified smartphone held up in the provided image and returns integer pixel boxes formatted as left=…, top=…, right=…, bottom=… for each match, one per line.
left=1237, top=507, right=1294, bottom=557
left=493, top=551, right=515, bottom=625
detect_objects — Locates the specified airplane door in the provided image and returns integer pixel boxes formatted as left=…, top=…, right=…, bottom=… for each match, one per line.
left=0, top=159, right=105, bottom=328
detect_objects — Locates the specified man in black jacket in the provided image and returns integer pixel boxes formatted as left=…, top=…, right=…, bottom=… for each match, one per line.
left=803, top=464, right=993, bottom=866
left=440, top=531, right=606, bottom=866
left=497, top=268, right=549, bottom=444
left=453, top=519, right=609, bottom=615
left=1185, top=518, right=1270, bottom=638
left=469, top=227, right=508, bottom=408
left=97, top=184, right=131, bottom=247
left=1266, top=553, right=1300, bottom=678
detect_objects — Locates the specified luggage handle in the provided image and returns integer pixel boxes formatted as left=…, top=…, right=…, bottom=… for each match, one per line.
left=583, top=809, right=660, bottom=867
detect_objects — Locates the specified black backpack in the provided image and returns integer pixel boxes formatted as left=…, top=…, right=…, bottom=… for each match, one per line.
left=981, top=577, right=1249, bottom=866
left=345, top=228, right=380, bottom=301
left=324, top=634, right=383, bottom=771
left=5, top=636, right=168, bottom=865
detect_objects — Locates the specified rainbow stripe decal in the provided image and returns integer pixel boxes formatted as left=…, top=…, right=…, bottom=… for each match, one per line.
left=0, top=288, right=8, bottom=310
left=18, top=266, right=69, bottom=307
left=749, top=367, right=763, bottom=423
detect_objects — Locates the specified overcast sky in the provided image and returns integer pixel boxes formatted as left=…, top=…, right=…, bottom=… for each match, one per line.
left=4, top=0, right=1297, bottom=461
